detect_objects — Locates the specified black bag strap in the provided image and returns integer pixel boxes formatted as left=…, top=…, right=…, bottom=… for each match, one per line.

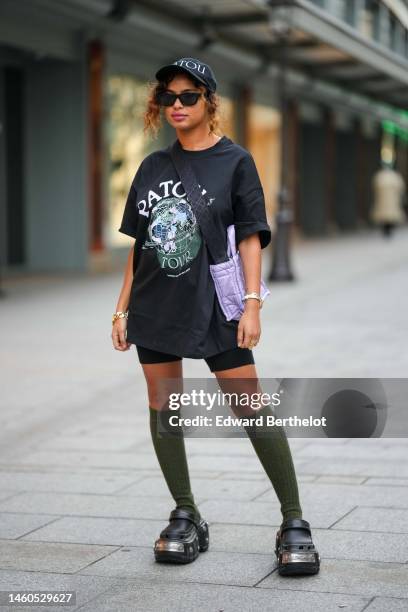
left=169, top=139, right=227, bottom=264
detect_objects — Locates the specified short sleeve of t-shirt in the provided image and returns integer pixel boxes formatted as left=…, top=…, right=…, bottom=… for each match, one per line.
left=232, top=153, right=272, bottom=249
left=118, top=184, right=138, bottom=239
left=118, top=161, right=146, bottom=239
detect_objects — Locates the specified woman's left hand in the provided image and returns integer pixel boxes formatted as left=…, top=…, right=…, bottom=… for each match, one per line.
left=237, top=304, right=261, bottom=349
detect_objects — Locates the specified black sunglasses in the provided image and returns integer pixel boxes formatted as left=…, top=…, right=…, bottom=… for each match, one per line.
left=156, top=91, right=204, bottom=107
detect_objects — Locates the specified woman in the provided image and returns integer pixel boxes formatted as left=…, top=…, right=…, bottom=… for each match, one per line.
left=111, top=57, right=320, bottom=575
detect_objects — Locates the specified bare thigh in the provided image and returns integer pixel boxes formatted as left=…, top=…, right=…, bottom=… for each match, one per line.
left=141, top=361, right=262, bottom=415
left=141, top=360, right=183, bottom=410
left=212, top=363, right=263, bottom=417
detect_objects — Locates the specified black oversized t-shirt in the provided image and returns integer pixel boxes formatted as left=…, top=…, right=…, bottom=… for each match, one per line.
left=118, top=135, right=272, bottom=358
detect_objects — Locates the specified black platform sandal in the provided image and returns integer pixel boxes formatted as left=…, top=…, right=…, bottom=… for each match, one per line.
left=275, top=518, right=320, bottom=576
left=154, top=508, right=209, bottom=564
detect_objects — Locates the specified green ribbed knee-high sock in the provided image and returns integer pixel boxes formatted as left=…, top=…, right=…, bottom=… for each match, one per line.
left=243, top=404, right=302, bottom=521
left=149, top=405, right=201, bottom=522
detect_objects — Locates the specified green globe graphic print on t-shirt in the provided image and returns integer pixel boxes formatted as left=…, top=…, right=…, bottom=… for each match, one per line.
left=142, top=196, right=202, bottom=277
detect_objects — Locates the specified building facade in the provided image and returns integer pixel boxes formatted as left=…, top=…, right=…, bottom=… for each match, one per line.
left=0, top=0, right=407, bottom=275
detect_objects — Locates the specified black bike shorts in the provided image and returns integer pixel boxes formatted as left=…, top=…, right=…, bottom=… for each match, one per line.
left=135, top=345, right=254, bottom=372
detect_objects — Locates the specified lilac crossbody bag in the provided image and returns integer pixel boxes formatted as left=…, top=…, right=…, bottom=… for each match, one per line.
left=170, top=140, right=270, bottom=321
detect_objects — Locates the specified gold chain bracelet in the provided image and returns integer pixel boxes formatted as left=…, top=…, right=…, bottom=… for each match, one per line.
left=112, top=311, right=129, bottom=325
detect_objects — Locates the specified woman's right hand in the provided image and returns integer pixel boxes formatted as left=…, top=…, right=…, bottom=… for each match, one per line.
left=111, top=318, right=132, bottom=351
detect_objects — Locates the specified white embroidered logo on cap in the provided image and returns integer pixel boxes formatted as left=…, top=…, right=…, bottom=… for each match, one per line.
left=174, top=59, right=206, bottom=74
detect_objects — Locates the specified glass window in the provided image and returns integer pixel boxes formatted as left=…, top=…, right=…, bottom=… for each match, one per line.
left=389, top=15, right=397, bottom=52
left=344, top=0, right=355, bottom=26
left=371, top=1, right=381, bottom=42
left=247, top=103, right=281, bottom=223
left=360, top=0, right=379, bottom=39
left=107, top=75, right=160, bottom=247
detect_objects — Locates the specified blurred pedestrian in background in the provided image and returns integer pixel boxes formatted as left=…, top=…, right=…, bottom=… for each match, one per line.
left=370, top=161, right=406, bottom=238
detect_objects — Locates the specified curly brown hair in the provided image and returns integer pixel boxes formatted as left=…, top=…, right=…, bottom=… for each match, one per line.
left=143, top=69, right=222, bottom=139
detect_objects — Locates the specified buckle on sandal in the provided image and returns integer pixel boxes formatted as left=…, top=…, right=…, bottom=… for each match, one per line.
left=281, top=551, right=318, bottom=564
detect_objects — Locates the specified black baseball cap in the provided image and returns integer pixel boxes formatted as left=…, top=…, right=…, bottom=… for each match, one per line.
left=155, top=57, right=217, bottom=93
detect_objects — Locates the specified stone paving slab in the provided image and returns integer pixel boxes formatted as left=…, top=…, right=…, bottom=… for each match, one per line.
left=110, top=469, right=227, bottom=491
left=333, top=506, right=408, bottom=534
left=0, top=451, right=159, bottom=471
left=214, top=470, right=273, bottom=481
left=0, top=466, right=161, bottom=479
left=312, top=528, right=408, bottom=564
left=0, top=470, right=141, bottom=495
left=202, top=522, right=283, bottom=555
left=305, top=438, right=383, bottom=447
left=254, top=482, right=408, bottom=507
left=52, top=424, right=137, bottom=437
left=364, top=597, right=408, bottom=611
left=0, top=540, right=120, bottom=574
left=217, top=470, right=317, bottom=482
left=184, top=437, right=253, bottom=450
left=299, top=458, right=408, bottom=478
left=296, top=442, right=408, bottom=460
left=1, top=228, right=408, bottom=611
left=0, top=513, right=60, bottom=539
left=0, top=493, right=203, bottom=521
left=83, top=416, right=143, bottom=426
left=18, top=515, right=408, bottom=564
left=186, top=453, right=306, bottom=473
left=96, top=413, right=145, bottom=422
left=0, top=570, right=117, bottom=612
left=194, top=499, right=355, bottom=528
left=187, top=453, right=274, bottom=473
left=71, top=423, right=148, bottom=435
left=78, top=546, right=275, bottom=586
left=117, top=475, right=270, bottom=501
left=203, top=523, right=408, bottom=563
left=343, top=438, right=408, bottom=447
left=257, top=558, right=408, bottom=599
left=39, top=434, right=148, bottom=453
left=184, top=438, right=311, bottom=454
left=75, top=578, right=370, bottom=612
left=20, top=517, right=164, bottom=548
left=0, top=465, right=222, bottom=482
left=364, top=477, right=408, bottom=487
left=0, top=491, right=19, bottom=503
left=314, top=475, right=367, bottom=484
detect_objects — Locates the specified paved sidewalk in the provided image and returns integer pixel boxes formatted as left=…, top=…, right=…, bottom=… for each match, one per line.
left=1, top=226, right=408, bottom=611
